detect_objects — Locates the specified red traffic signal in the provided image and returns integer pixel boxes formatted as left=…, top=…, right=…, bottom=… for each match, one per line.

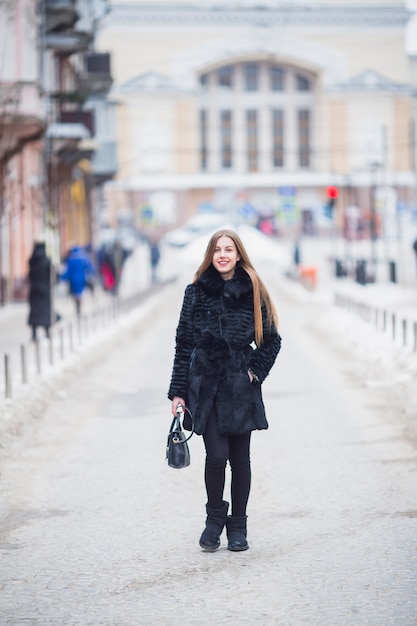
left=326, top=186, right=339, bottom=200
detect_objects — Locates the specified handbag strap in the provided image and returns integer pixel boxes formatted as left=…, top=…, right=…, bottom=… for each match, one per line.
left=171, top=404, right=195, bottom=443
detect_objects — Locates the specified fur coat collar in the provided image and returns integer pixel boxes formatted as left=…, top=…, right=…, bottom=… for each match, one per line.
left=197, top=264, right=252, bottom=300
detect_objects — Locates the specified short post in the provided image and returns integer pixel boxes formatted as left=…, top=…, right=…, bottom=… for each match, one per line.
left=35, top=339, right=41, bottom=374
left=21, top=345, right=28, bottom=384
left=382, top=310, right=387, bottom=332
left=4, top=354, right=12, bottom=399
left=414, top=322, right=417, bottom=353
left=402, top=319, right=407, bottom=348
left=48, top=335, right=54, bottom=366
left=59, top=327, right=64, bottom=359
left=77, top=316, right=82, bottom=344
left=392, top=313, right=396, bottom=341
left=69, top=323, right=74, bottom=352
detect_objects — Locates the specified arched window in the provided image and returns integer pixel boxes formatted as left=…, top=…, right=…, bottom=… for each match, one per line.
left=198, top=61, right=315, bottom=173
left=217, top=65, right=233, bottom=89
left=270, top=66, right=285, bottom=91
left=296, top=74, right=311, bottom=92
left=244, top=63, right=259, bottom=91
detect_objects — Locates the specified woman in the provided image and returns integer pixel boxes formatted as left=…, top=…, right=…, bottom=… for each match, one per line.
left=168, top=229, right=281, bottom=552
left=28, top=240, right=52, bottom=341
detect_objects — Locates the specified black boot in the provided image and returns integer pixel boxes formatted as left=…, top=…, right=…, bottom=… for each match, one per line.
left=199, top=501, right=229, bottom=552
left=226, top=515, right=249, bottom=552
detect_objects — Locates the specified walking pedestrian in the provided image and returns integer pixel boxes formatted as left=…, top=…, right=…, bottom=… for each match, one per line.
left=293, top=239, right=301, bottom=267
left=149, top=237, right=161, bottom=284
left=60, top=243, right=95, bottom=315
left=168, top=229, right=282, bottom=552
left=27, top=238, right=52, bottom=341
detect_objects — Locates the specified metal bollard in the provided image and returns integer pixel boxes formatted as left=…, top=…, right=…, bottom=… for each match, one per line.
left=4, top=354, right=12, bottom=399
left=69, top=323, right=74, bottom=352
left=77, top=316, right=82, bottom=344
left=414, top=322, right=417, bottom=353
left=48, top=335, right=54, bottom=366
left=402, top=319, right=407, bottom=348
left=59, top=327, right=64, bottom=359
left=35, top=339, right=41, bottom=374
left=392, top=313, right=396, bottom=341
left=21, top=345, right=28, bottom=384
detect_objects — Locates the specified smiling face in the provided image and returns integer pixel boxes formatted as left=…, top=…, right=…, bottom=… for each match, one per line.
left=212, top=235, right=241, bottom=280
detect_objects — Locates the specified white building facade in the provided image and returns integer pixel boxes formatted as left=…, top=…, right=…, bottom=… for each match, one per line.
left=98, top=0, right=417, bottom=236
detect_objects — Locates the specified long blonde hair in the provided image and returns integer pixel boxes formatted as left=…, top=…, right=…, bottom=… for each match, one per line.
left=193, top=229, right=278, bottom=346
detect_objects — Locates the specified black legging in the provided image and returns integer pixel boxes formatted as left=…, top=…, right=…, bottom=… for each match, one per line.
left=203, top=408, right=251, bottom=517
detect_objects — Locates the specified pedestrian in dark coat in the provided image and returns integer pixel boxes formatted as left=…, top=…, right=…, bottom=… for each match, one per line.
left=168, top=229, right=281, bottom=552
left=28, top=241, right=52, bottom=340
left=149, top=238, right=161, bottom=284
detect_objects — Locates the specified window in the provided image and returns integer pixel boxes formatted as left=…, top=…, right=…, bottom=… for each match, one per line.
left=217, top=66, right=233, bottom=89
left=270, top=66, right=284, bottom=91
left=272, top=109, right=284, bottom=167
left=198, top=62, right=316, bottom=173
left=246, top=110, right=258, bottom=172
left=220, top=110, right=232, bottom=168
left=244, top=63, right=259, bottom=91
left=200, top=110, right=207, bottom=171
left=296, top=75, right=311, bottom=91
left=298, top=109, right=310, bottom=167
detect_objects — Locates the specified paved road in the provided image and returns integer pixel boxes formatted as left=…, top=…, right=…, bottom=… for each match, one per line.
left=0, top=267, right=416, bottom=625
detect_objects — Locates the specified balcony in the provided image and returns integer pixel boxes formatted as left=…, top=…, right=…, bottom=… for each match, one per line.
left=45, top=30, right=92, bottom=53
left=0, top=83, right=46, bottom=159
left=46, top=110, right=93, bottom=163
left=45, top=0, right=78, bottom=33
left=59, top=110, right=95, bottom=135
left=91, top=139, right=117, bottom=181
left=85, top=53, right=113, bottom=94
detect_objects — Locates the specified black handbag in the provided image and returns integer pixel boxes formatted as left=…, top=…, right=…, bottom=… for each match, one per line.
left=166, top=405, right=194, bottom=469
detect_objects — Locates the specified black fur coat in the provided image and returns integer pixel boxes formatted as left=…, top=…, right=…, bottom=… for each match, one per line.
left=168, top=265, right=282, bottom=435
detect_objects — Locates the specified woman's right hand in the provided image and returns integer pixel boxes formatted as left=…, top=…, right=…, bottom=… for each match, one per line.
left=171, top=396, right=186, bottom=416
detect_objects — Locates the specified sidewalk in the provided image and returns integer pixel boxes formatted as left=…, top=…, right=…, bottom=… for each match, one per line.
left=0, top=240, right=177, bottom=402
left=0, top=239, right=177, bottom=347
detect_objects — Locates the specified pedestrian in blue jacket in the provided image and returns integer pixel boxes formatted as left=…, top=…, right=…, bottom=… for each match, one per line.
left=61, top=244, right=95, bottom=315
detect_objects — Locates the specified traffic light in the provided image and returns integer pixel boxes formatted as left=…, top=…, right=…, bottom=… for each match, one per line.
left=324, top=185, right=339, bottom=218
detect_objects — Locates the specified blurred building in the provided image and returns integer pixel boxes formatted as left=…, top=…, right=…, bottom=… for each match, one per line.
left=0, top=0, right=117, bottom=304
left=98, top=0, right=417, bottom=238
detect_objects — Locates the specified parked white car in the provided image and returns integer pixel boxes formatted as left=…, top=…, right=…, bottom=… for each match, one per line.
left=164, top=213, right=231, bottom=248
